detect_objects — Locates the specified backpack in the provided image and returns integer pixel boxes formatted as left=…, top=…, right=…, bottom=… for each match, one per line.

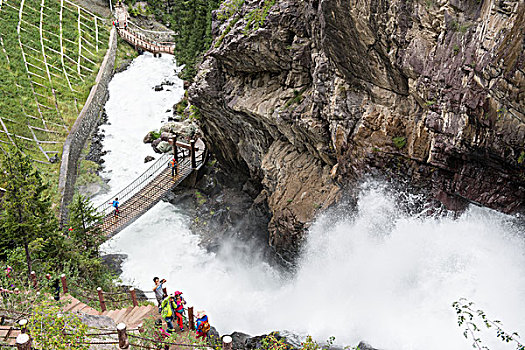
left=201, top=321, right=210, bottom=333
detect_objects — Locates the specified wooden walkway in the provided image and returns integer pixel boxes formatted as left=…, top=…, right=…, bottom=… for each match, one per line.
left=97, top=139, right=205, bottom=236
left=114, top=4, right=175, bottom=55
left=0, top=295, right=158, bottom=346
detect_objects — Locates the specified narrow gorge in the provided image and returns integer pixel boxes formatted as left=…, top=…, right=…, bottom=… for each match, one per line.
left=188, top=0, right=524, bottom=263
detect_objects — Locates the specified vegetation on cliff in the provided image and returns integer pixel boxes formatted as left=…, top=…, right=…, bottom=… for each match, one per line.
left=0, top=147, right=116, bottom=295
left=143, top=0, right=220, bottom=79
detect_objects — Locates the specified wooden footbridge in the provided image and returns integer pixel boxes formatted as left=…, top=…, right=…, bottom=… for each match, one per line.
left=114, top=3, right=175, bottom=55
left=97, top=139, right=205, bottom=236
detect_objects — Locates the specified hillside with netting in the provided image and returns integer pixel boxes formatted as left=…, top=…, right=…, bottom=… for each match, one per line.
left=0, top=0, right=110, bottom=166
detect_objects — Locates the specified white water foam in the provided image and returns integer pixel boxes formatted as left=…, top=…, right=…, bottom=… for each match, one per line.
left=93, top=52, right=183, bottom=206
left=99, top=55, right=525, bottom=350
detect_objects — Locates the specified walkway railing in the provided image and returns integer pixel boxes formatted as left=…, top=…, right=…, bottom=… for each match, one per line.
left=113, top=4, right=175, bottom=55
left=95, top=152, right=171, bottom=217
left=96, top=139, right=206, bottom=236
left=1, top=271, right=234, bottom=350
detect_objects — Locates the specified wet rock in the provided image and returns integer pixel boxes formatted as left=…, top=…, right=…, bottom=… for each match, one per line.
left=144, top=155, right=155, bottom=163
left=143, top=131, right=156, bottom=144
left=154, top=85, right=163, bottom=91
left=228, top=332, right=251, bottom=350
left=101, top=253, right=127, bottom=276
left=160, top=132, right=174, bottom=141
left=357, top=342, right=381, bottom=350
left=189, top=0, right=525, bottom=264
left=152, top=138, right=162, bottom=153
left=157, top=141, right=172, bottom=153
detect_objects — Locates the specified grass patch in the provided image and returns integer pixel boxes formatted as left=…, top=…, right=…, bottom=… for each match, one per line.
left=0, top=0, right=111, bottom=204
left=393, top=136, right=407, bottom=149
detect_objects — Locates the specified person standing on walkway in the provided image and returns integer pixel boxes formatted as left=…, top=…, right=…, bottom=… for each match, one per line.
left=195, top=310, right=210, bottom=339
left=161, top=294, right=177, bottom=333
left=153, top=277, right=166, bottom=313
left=174, top=291, right=186, bottom=331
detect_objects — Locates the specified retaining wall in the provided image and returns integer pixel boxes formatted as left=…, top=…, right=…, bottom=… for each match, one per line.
left=58, top=27, right=117, bottom=223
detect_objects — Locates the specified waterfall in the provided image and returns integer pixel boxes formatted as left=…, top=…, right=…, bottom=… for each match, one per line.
left=99, top=54, right=525, bottom=350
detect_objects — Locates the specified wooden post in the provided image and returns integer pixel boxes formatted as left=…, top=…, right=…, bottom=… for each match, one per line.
left=171, top=137, right=178, bottom=163
left=18, top=319, right=28, bottom=334
left=60, top=274, right=68, bottom=294
left=30, top=271, right=37, bottom=288
left=117, top=323, right=129, bottom=349
left=129, top=287, right=138, bottom=307
left=15, top=333, right=31, bottom=350
left=223, top=335, right=233, bottom=350
left=97, top=287, right=107, bottom=312
left=188, top=306, right=194, bottom=330
left=190, top=139, right=196, bottom=168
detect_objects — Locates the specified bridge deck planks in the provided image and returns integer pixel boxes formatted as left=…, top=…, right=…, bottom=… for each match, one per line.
left=100, top=142, right=204, bottom=237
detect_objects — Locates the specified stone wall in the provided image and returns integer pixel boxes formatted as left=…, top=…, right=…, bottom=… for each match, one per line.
left=58, top=27, right=117, bottom=223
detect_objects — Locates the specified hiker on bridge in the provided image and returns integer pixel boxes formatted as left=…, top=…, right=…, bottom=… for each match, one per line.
left=174, top=291, right=186, bottom=331
left=169, top=157, right=178, bottom=177
left=160, top=294, right=178, bottom=333
left=153, top=277, right=167, bottom=312
left=110, top=197, right=120, bottom=217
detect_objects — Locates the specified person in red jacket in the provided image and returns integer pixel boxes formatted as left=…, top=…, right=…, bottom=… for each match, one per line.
left=174, top=291, right=186, bottom=331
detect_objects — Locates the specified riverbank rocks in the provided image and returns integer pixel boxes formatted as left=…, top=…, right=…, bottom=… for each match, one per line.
left=143, top=131, right=156, bottom=143
left=189, top=0, right=525, bottom=264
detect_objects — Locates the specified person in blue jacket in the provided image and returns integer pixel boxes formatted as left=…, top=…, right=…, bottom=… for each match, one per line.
left=195, top=310, right=210, bottom=339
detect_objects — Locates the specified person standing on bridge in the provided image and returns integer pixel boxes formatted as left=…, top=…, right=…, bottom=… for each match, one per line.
left=169, top=157, right=178, bottom=177
left=110, top=197, right=120, bottom=217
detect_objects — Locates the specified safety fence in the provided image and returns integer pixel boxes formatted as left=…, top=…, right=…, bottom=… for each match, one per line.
left=1, top=271, right=233, bottom=350
left=2, top=311, right=235, bottom=350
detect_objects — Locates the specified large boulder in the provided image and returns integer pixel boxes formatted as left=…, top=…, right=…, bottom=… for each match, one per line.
left=157, top=141, right=172, bottom=153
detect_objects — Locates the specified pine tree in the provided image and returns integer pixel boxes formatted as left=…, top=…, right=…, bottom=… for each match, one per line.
left=0, top=147, right=57, bottom=279
left=67, top=194, right=105, bottom=257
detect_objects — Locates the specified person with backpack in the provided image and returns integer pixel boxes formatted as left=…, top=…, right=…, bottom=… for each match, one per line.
left=110, top=197, right=119, bottom=217
left=169, top=158, right=178, bottom=177
left=195, top=310, right=210, bottom=339
left=160, top=294, right=177, bottom=333
left=174, top=291, right=186, bottom=331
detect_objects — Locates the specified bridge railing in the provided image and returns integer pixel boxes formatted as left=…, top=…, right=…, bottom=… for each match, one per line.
left=96, top=152, right=173, bottom=217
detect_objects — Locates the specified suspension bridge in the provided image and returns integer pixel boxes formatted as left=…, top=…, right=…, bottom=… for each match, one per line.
left=96, top=139, right=206, bottom=237
left=114, top=3, right=175, bottom=56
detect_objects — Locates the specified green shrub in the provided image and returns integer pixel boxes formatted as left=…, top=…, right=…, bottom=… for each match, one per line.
left=392, top=136, right=407, bottom=149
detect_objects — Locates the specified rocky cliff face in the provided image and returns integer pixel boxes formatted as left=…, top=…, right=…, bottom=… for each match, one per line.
left=189, top=0, right=524, bottom=263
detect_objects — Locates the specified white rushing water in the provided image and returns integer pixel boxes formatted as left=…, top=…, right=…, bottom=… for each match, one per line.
left=99, top=54, right=525, bottom=350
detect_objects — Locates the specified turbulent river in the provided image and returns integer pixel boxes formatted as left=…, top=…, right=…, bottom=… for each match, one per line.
left=98, top=54, right=525, bottom=350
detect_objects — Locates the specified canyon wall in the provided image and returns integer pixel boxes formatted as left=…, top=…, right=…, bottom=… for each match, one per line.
left=189, top=0, right=524, bottom=263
